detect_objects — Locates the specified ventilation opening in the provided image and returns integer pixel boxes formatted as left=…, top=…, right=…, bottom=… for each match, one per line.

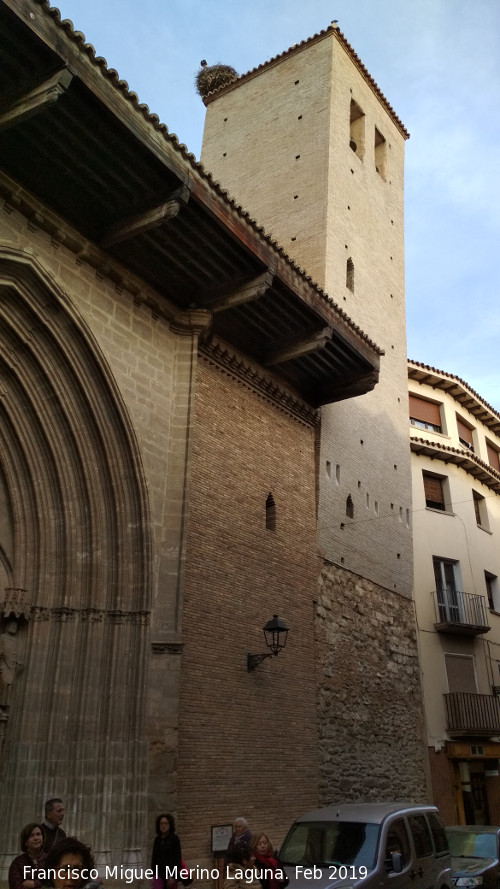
left=265, top=493, right=276, bottom=531
left=350, top=99, right=365, bottom=159
left=346, top=258, right=354, bottom=292
left=346, top=495, right=354, bottom=519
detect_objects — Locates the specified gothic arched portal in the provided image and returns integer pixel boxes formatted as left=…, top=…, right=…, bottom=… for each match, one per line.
left=0, top=248, right=151, bottom=861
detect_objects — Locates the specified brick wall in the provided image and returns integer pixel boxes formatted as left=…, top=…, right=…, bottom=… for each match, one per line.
left=177, top=356, right=320, bottom=863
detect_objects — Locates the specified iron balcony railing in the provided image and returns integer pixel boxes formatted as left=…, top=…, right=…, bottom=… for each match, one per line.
left=433, top=588, right=490, bottom=635
left=445, top=692, right=500, bottom=735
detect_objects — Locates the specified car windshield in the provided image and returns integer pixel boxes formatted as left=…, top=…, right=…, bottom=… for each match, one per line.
left=279, top=820, right=379, bottom=870
left=446, top=830, right=497, bottom=860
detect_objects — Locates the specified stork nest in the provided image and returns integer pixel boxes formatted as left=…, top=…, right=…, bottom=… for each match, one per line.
left=195, top=63, right=239, bottom=99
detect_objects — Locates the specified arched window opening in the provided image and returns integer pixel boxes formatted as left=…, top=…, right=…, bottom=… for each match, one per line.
left=346, top=258, right=354, bottom=292
left=346, top=495, right=354, bottom=519
left=374, top=127, right=387, bottom=178
left=266, top=493, right=276, bottom=531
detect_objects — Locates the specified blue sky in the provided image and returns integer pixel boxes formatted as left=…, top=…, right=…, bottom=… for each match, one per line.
left=53, top=0, right=500, bottom=410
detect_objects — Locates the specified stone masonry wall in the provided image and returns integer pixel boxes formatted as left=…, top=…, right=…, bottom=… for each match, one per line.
left=0, top=196, right=195, bottom=872
left=316, top=562, right=427, bottom=803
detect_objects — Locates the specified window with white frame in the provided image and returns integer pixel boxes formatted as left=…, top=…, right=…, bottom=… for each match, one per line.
left=433, top=557, right=462, bottom=623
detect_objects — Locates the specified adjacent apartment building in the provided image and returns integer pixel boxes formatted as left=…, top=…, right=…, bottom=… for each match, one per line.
left=409, top=360, right=500, bottom=825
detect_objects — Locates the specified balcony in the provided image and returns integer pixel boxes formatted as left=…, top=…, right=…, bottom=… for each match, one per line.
left=445, top=692, right=500, bottom=737
left=432, top=589, right=490, bottom=636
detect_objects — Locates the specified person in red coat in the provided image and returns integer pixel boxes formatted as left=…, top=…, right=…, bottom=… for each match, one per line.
left=252, top=833, right=289, bottom=889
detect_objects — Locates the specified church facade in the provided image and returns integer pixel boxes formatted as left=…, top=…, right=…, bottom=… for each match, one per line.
left=1, top=0, right=426, bottom=879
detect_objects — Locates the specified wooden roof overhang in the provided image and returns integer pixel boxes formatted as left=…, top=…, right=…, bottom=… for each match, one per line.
left=408, top=361, right=500, bottom=437
left=410, top=437, right=500, bottom=495
left=0, top=0, right=382, bottom=409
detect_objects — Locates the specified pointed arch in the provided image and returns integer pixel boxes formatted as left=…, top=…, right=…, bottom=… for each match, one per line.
left=0, top=248, right=152, bottom=853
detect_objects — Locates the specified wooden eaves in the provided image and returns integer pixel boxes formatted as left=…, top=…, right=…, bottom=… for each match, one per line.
left=0, top=0, right=383, bottom=408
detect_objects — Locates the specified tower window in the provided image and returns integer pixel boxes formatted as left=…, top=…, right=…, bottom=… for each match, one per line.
left=374, top=127, right=387, bottom=179
left=265, top=493, right=276, bottom=531
left=346, top=258, right=354, bottom=292
left=349, top=100, right=365, bottom=159
left=346, top=495, right=354, bottom=519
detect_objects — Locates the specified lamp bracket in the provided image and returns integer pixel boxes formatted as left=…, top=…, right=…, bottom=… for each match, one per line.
left=247, top=652, right=272, bottom=672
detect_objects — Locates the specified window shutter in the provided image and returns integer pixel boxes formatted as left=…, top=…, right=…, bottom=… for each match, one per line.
left=457, top=417, right=473, bottom=446
left=409, top=395, right=441, bottom=426
left=487, top=442, right=500, bottom=472
left=445, top=654, right=477, bottom=694
left=423, top=474, right=444, bottom=506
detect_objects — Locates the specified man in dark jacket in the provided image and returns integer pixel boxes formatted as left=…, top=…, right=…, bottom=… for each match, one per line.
left=41, top=798, right=66, bottom=853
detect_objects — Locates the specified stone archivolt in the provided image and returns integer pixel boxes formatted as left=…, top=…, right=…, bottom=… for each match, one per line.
left=0, top=248, right=151, bottom=856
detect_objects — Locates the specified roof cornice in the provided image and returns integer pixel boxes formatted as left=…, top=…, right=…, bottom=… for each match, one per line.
left=410, top=435, right=500, bottom=495
left=408, top=360, right=500, bottom=437
left=202, top=23, right=409, bottom=140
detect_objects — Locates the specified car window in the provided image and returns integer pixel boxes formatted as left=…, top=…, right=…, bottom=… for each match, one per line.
left=473, top=835, right=497, bottom=858
left=279, top=821, right=379, bottom=870
left=427, top=813, right=449, bottom=855
left=385, top=819, right=411, bottom=869
left=447, top=829, right=497, bottom=859
left=408, top=815, right=433, bottom=858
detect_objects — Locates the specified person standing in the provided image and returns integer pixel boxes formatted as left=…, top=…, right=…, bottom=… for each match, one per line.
left=151, top=813, right=182, bottom=889
left=223, top=842, right=261, bottom=889
left=252, top=833, right=288, bottom=889
left=40, top=836, right=101, bottom=888
left=41, top=799, right=66, bottom=854
left=226, top=818, right=252, bottom=858
left=8, top=823, right=46, bottom=889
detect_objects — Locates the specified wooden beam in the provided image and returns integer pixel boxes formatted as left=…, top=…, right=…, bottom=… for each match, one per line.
left=209, top=270, right=274, bottom=312
left=316, top=369, right=379, bottom=405
left=0, top=68, right=73, bottom=132
left=101, top=185, right=191, bottom=248
left=265, top=327, right=332, bottom=365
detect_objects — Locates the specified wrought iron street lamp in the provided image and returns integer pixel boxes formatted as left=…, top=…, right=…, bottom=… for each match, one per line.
left=247, top=614, right=289, bottom=672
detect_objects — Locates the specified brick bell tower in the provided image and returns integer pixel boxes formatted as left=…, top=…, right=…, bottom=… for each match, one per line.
left=199, top=25, right=427, bottom=802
